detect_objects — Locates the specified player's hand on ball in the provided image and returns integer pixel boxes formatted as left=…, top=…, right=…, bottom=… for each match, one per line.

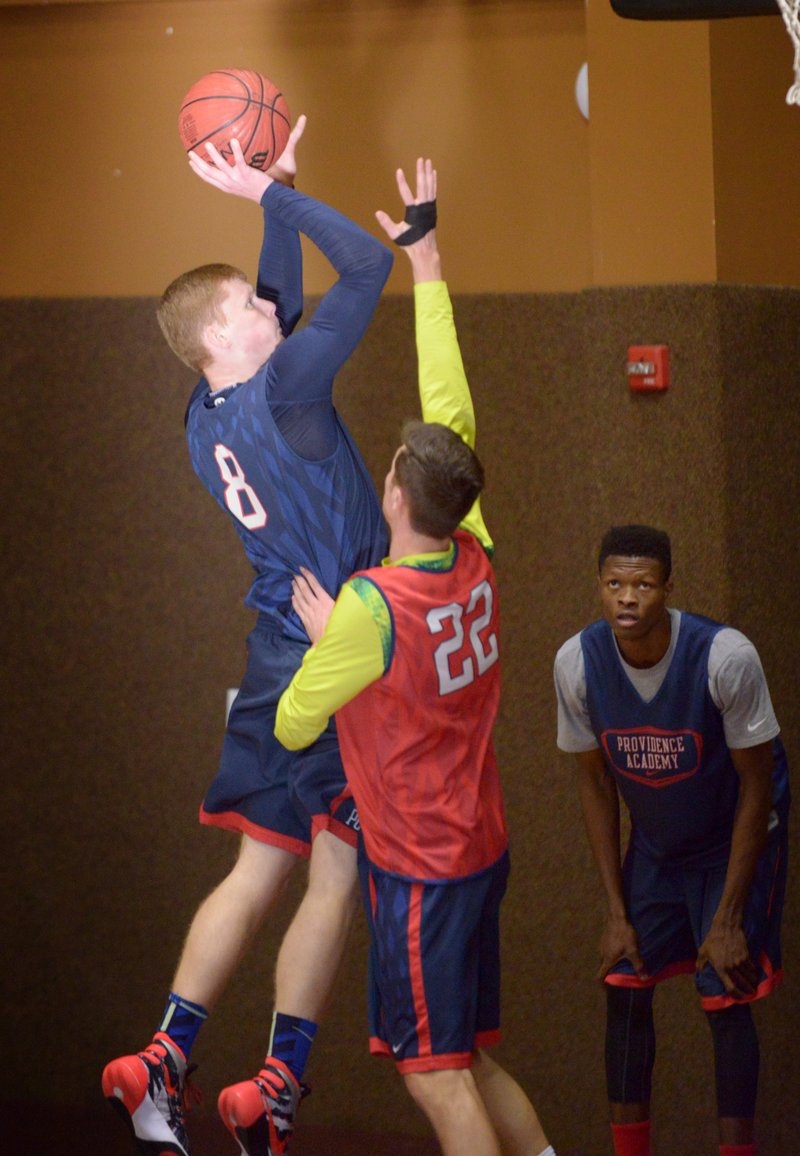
left=188, top=138, right=273, bottom=203
left=267, top=114, right=307, bottom=187
left=292, top=567, right=335, bottom=645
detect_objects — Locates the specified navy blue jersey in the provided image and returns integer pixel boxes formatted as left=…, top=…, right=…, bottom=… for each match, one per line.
left=582, top=612, right=789, bottom=866
left=185, top=183, right=392, bottom=641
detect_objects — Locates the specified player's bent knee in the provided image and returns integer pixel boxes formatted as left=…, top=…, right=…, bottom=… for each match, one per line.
left=403, top=1067, right=471, bottom=1112
left=307, top=830, right=358, bottom=891
left=230, top=836, right=298, bottom=902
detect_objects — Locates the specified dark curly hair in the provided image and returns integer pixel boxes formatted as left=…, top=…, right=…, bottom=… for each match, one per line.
left=598, top=524, right=672, bottom=581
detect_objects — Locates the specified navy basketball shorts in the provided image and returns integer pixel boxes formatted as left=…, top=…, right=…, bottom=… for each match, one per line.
left=606, top=804, right=789, bottom=1009
left=200, top=615, right=359, bottom=857
left=359, top=850, right=510, bottom=1074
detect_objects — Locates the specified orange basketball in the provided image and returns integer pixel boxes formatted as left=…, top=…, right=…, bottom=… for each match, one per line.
left=178, top=69, right=290, bottom=171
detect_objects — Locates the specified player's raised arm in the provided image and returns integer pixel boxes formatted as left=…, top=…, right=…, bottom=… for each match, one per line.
left=377, top=159, right=491, bottom=550
left=257, top=116, right=307, bottom=338
left=262, top=176, right=393, bottom=426
left=376, top=159, right=472, bottom=440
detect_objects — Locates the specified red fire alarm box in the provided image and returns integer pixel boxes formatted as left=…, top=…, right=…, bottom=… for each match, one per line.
left=627, top=345, right=669, bottom=392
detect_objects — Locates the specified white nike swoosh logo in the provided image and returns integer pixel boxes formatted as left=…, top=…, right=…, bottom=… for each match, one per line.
left=747, top=717, right=767, bottom=732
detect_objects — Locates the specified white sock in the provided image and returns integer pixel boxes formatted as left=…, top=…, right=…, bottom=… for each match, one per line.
left=537, top=1147, right=557, bottom=1156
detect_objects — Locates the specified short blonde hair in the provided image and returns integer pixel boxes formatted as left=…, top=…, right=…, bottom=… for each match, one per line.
left=157, top=263, right=247, bottom=372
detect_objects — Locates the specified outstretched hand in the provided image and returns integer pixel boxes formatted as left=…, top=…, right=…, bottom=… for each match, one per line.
left=375, top=157, right=437, bottom=242
left=376, top=158, right=441, bottom=282
left=291, top=567, right=335, bottom=646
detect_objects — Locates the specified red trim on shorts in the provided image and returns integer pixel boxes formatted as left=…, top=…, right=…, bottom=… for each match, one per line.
left=475, top=1028, right=501, bottom=1049
left=604, top=959, right=695, bottom=988
left=199, top=806, right=310, bottom=859
left=369, top=1036, right=393, bottom=1060
left=395, top=1051, right=474, bottom=1074
left=369, top=1031, right=500, bottom=1069
left=700, top=963, right=783, bottom=1011
left=330, top=785, right=354, bottom=815
left=368, top=868, right=377, bottom=915
left=604, top=952, right=784, bottom=1009
left=311, top=812, right=359, bottom=848
left=368, top=1039, right=475, bottom=1074
left=408, top=883, right=432, bottom=1059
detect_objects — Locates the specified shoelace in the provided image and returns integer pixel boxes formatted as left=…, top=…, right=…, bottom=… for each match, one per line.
left=142, top=1041, right=171, bottom=1064
left=256, top=1067, right=290, bottom=1097
left=141, top=1043, right=203, bottom=1113
left=255, top=1066, right=311, bottom=1104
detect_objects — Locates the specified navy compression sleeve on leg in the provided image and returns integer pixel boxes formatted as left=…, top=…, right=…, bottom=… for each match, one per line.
left=706, top=1004, right=760, bottom=1119
left=606, top=985, right=656, bottom=1105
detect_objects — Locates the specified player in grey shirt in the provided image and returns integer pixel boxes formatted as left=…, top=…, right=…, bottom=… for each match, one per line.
left=556, top=608, right=780, bottom=754
left=553, top=524, right=789, bottom=1156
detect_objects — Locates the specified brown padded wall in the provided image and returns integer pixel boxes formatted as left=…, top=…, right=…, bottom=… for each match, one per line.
left=2, top=287, right=797, bottom=1154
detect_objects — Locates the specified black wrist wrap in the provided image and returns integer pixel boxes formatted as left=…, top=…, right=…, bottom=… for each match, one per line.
left=395, top=200, right=437, bottom=246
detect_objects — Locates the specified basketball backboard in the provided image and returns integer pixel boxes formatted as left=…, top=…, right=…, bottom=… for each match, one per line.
left=610, top=0, right=777, bottom=17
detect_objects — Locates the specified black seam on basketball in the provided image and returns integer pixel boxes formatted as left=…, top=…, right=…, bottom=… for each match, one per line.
left=180, top=70, right=288, bottom=168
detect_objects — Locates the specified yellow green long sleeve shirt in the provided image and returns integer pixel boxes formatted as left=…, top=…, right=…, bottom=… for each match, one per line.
left=276, top=279, right=492, bottom=752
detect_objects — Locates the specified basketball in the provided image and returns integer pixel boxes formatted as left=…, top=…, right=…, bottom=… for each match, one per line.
left=178, top=69, right=290, bottom=171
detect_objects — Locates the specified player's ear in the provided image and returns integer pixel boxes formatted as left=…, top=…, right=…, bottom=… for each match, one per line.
left=203, top=322, right=230, bottom=353
left=386, top=476, right=405, bottom=519
left=398, top=486, right=418, bottom=529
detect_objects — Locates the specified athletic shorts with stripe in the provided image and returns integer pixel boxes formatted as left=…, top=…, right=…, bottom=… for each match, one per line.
left=200, top=614, right=359, bottom=857
left=359, top=849, right=510, bottom=1074
left=606, top=800, right=789, bottom=1009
